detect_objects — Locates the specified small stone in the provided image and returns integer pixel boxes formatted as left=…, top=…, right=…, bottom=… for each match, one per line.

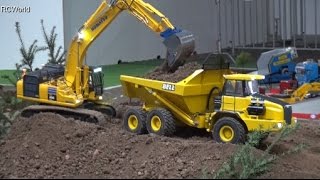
left=145, top=138, right=153, bottom=145
left=93, top=149, right=99, bottom=158
left=34, top=142, right=40, bottom=147
left=121, top=152, right=126, bottom=158
left=34, top=163, right=41, bottom=169
left=124, top=146, right=131, bottom=151
left=103, top=169, right=110, bottom=174
left=138, top=171, right=143, bottom=176
left=23, top=143, right=29, bottom=148
left=65, top=134, right=71, bottom=140
left=65, top=154, right=70, bottom=160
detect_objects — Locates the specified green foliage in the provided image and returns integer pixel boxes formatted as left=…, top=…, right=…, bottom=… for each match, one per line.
left=1, top=63, right=23, bottom=87
left=15, top=22, right=47, bottom=71
left=235, top=52, right=253, bottom=68
left=201, top=124, right=302, bottom=179
left=0, top=89, right=34, bottom=139
left=41, top=19, right=66, bottom=65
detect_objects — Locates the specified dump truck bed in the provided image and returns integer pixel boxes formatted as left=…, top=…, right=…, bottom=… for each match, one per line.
left=120, top=69, right=231, bottom=115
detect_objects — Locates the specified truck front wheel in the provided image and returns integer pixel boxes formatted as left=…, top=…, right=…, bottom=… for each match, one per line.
left=213, top=117, right=246, bottom=144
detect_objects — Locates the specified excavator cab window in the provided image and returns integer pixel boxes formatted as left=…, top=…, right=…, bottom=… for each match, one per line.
left=89, top=70, right=104, bottom=96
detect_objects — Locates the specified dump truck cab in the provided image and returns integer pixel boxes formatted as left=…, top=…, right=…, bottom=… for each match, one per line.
left=217, top=74, right=264, bottom=113
left=210, top=74, right=296, bottom=143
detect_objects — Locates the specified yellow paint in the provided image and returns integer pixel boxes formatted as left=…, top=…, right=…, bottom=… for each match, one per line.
left=219, top=125, right=234, bottom=142
left=128, top=115, right=139, bottom=130
left=151, top=116, right=162, bottom=132
left=224, top=74, right=265, bottom=81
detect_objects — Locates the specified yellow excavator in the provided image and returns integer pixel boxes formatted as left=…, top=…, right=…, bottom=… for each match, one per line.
left=16, top=0, right=195, bottom=124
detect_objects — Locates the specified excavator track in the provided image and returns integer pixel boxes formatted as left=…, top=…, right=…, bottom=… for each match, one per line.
left=20, top=105, right=107, bottom=126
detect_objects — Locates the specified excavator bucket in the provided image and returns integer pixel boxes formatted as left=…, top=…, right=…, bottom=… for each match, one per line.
left=163, top=30, right=195, bottom=72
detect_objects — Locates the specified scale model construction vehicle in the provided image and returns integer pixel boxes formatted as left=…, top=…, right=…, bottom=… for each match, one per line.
left=257, top=47, right=297, bottom=84
left=120, top=54, right=296, bottom=144
left=268, top=60, right=320, bottom=104
left=16, top=0, right=195, bottom=123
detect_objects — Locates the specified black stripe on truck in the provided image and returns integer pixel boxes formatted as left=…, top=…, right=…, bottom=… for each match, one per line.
left=252, top=93, right=292, bottom=125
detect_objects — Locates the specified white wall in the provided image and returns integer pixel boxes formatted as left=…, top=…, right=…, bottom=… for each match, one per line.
left=62, top=0, right=320, bottom=67
left=63, top=0, right=219, bottom=66
left=0, top=0, right=63, bottom=69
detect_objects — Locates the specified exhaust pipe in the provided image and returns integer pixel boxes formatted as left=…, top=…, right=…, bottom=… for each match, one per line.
left=161, top=29, right=195, bottom=72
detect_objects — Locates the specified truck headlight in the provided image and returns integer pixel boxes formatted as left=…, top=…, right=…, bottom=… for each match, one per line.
left=98, top=96, right=103, bottom=100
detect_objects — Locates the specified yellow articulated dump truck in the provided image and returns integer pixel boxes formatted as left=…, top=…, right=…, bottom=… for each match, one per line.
left=120, top=56, right=296, bottom=144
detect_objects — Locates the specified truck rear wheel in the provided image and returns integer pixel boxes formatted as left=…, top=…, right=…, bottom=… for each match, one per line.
left=123, top=108, right=147, bottom=134
left=146, top=108, right=176, bottom=136
left=213, top=117, right=246, bottom=144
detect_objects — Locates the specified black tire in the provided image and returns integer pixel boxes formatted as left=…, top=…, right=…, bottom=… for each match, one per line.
left=123, top=108, right=147, bottom=135
left=213, top=117, right=246, bottom=144
left=97, top=105, right=117, bottom=118
left=146, top=108, right=176, bottom=136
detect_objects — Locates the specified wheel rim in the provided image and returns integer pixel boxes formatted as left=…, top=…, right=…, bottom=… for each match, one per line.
left=151, top=116, right=161, bottom=132
left=219, top=125, right=234, bottom=142
left=128, top=115, right=139, bottom=130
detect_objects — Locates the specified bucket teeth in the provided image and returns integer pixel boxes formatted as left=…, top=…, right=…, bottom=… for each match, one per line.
left=163, top=30, right=195, bottom=72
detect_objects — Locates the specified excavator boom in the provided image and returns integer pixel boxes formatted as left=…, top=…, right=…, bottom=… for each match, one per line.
left=65, top=0, right=195, bottom=92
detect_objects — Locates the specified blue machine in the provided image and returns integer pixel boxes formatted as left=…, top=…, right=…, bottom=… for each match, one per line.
left=257, top=47, right=297, bottom=84
left=295, top=60, right=320, bottom=86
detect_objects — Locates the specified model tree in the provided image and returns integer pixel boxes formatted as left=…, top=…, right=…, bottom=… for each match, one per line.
left=15, top=22, right=47, bottom=71
left=41, top=19, right=66, bottom=65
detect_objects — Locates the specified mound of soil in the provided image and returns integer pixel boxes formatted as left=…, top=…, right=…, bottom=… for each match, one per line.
left=0, top=113, right=238, bottom=179
left=144, top=62, right=202, bottom=83
left=1, top=113, right=320, bottom=179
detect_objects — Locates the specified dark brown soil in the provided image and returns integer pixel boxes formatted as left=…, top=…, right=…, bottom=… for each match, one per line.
left=144, top=62, right=202, bottom=83
left=0, top=113, right=320, bottom=179
left=0, top=113, right=237, bottom=179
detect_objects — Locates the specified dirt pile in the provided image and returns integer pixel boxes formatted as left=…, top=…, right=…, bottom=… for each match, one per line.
left=1, top=112, right=320, bottom=178
left=144, top=62, right=202, bottom=83
left=0, top=113, right=238, bottom=179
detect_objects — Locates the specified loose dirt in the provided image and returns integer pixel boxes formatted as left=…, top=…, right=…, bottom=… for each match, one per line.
left=144, top=62, right=202, bottom=83
left=1, top=112, right=320, bottom=179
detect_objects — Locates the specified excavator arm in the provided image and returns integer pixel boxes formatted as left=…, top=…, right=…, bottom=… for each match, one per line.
left=65, top=0, right=195, bottom=94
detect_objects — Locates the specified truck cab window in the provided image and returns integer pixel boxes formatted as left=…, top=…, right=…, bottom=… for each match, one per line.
left=224, top=80, right=244, bottom=96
